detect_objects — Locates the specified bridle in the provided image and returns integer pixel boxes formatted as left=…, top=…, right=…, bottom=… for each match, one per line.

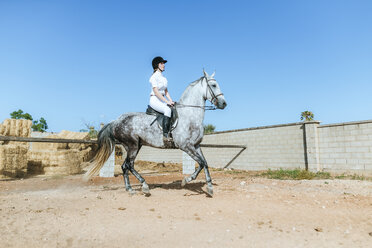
left=176, top=76, right=223, bottom=110
left=204, top=76, right=224, bottom=105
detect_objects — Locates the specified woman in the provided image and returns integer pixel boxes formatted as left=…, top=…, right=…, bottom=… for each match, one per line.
left=149, top=56, right=175, bottom=142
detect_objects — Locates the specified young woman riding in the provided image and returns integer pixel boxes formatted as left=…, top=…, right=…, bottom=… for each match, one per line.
left=149, top=56, right=175, bottom=142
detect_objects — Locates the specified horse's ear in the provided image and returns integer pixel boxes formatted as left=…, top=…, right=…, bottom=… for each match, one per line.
left=203, top=69, right=209, bottom=78
left=211, top=71, right=215, bottom=78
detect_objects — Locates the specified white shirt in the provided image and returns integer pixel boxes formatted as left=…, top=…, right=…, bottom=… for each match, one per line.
left=149, top=71, right=168, bottom=96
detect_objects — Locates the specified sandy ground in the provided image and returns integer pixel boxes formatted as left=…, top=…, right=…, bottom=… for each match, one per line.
left=0, top=166, right=371, bottom=248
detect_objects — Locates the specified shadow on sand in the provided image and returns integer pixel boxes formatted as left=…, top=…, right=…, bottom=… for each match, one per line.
left=148, top=180, right=217, bottom=197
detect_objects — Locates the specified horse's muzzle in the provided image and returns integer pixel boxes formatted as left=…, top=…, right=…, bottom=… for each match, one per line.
left=217, top=99, right=227, bottom=109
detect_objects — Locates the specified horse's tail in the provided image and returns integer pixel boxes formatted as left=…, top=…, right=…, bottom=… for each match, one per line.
left=83, top=123, right=115, bottom=181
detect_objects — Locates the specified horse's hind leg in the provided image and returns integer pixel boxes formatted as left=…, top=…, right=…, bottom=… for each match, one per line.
left=126, top=145, right=150, bottom=195
left=121, top=158, right=134, bottom=194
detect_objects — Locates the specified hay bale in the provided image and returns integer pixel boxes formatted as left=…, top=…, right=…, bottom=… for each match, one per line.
left=27, top=149, right=83, bottom=175
left=0, top=119, right=32, bottom=178
left=0, top=144, right=28, bottom=178
left=31, top=134, right=68, bottom=151
left=26, top=129, right=94, bottom=176
left=0, top=119, right=32, bottom=137
left=58, top=130, right=90, bottom=150
left=115, top=145, right=125, bottom=165
left=31, top=130, right=90, bottom=152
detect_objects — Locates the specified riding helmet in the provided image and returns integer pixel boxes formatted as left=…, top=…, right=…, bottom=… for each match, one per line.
left=152, top=56, right=167, bottom=70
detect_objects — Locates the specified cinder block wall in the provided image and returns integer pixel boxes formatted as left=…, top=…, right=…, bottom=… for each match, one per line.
left=201, top=123, right=305, bottom=170
left=318, top=120, right=372, bottom=173
left=137, top=146, right=183, bottom=163
left=133, top=120, right=372, bottom=174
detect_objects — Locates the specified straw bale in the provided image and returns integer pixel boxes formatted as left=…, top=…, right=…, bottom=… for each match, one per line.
left=26, top=130, right=94, bottom=176
left=31, top=134, right=68, bottom=151
left=0, top=144, right=28, bottom=178
left=27, top=149, right=83, bottom=175
left=31, top=130, right=90, bottom=152
left=0, top=123, right=4, bottom=135
left=0, top=119, right=32, bottom=137
left=115, top=145, right=125, bottom=165
left=43, top=166, right=69, bottom=175
left=58, top=130, right=90, bottom=150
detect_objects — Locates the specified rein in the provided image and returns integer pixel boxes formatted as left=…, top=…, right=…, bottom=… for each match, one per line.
left=176, top=103, right=217, bottom=110
left=176, top=76, right=223, bottom=111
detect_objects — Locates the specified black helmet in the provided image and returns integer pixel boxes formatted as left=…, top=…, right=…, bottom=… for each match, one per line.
left=152, top=56, right=167, bottom=70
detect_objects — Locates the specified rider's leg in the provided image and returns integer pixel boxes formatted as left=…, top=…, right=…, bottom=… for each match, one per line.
left=149, top=96, right=172, bottom=140
left=162, top=116, right=172, bottom=139
left=149, top=96, right=172, bottom=117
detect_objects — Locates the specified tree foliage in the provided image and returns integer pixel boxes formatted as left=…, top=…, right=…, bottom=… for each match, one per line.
left=80, top=121, right=99, bottom=139
left=204, top=124, right=216, bottom=134
left=32, top=117, right=48, bottom=132
left=88, top=126, right=98, bottom=139
left=9, top=109, right=48, bottom=132
left=300, top=111, right=314, bottom=121
left=10, top=109, right=33, bottom=120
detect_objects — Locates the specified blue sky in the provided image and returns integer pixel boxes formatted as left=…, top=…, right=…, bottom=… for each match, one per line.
left=1, top=0, right=371, bottom=132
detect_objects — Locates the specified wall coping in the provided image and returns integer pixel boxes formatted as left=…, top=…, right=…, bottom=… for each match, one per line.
left=208, top=121, right=308, bottom=135
left=208, top=119, right=372, bottom=135
left=318, top=119, right=372, bottom=128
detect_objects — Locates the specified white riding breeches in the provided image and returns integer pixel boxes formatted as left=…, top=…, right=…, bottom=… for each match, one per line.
left=149, top=95, right=171, bottom=117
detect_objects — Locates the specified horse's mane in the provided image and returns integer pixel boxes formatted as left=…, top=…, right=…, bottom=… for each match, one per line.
left=189, top=77, right=203, bottom=86
left=179, top=77, right=203, bottom=102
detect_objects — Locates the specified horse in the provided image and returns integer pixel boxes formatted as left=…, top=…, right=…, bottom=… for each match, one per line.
left=83, top=70, right=227, bottom=197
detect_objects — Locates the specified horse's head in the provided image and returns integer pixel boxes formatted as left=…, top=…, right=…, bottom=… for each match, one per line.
left=203, top=70, right=227, bottom=109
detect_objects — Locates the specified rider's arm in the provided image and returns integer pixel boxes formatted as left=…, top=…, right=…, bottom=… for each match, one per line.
left=153, top=87, right=171, bottom=105
left=165, top=88, right=174, bottom=104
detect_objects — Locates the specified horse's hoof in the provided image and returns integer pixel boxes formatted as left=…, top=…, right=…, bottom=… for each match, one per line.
left=206, top=186, right=214, bottom=197
left=142, top=184, right=150, bottom=195
left=126, top=188, right=136, bottom=195
left=181, top=177, right=188, bottom=187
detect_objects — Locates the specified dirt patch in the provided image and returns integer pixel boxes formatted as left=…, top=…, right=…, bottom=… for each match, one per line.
left=1, top=169, right=371, bottom=248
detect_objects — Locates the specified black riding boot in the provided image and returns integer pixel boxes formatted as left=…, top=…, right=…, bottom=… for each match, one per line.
left=162, top=116, right=173, bottom=143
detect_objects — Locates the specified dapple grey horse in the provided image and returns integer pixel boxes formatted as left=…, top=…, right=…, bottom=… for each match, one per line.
left=83, top=70, right=226, bottom=196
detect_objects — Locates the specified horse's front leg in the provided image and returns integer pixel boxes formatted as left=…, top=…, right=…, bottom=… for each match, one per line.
left=182, top=164, right=203, bottom=186
left=195, top=146, right=213, bottom=196
left=181, top=145, right=213, bottom=197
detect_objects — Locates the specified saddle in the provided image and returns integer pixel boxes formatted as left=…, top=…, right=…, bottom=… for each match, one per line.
left=146, top=105, right=179, bottom=131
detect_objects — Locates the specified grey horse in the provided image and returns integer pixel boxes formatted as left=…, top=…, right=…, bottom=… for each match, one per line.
left=83, top=70, right=227, bottom=196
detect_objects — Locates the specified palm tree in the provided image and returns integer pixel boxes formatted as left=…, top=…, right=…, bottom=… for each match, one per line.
left=301, top=111, right=314, bottom=121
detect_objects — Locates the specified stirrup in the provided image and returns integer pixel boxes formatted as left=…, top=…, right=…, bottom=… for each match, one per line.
left=163, top=136, right=175, bottom=148
left=163, top=135, right=173, bottom=142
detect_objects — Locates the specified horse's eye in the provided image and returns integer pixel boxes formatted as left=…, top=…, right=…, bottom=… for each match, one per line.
left=212, top=85, right=216, bottom=88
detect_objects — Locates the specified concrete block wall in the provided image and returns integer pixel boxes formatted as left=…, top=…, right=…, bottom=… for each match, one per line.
left=318, top=120, right=372, bottom=174
left=201, top=123, right=306, bottom=170
left=128, top=120, right=372, bottom=174
left=135, top=122, right=307, bottom=171
left=137, top=146, right=183, bottom=163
